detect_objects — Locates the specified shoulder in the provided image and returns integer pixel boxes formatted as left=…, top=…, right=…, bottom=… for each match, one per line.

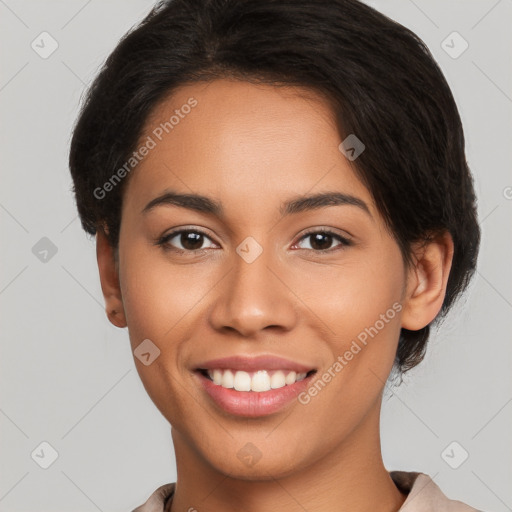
left=131, top=483, right=176, bottom=512
left=131, top=474, right=486, bottom=512
left=390, top=471, right=485, bottom=512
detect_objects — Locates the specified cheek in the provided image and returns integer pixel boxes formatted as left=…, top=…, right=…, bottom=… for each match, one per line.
left=294, top=252, right=404, bottom=416
left=291, top=249, right=404, bottom=348
left=118, top=245, right=208, bottom=422
left=119, top=246, right=215, bottom=343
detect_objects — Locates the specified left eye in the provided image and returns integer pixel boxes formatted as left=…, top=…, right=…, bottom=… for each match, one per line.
left=293, top=230, right=352, bottom=252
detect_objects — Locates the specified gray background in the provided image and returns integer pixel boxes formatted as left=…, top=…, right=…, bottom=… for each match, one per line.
left=1, top=0, right=511, bottom=511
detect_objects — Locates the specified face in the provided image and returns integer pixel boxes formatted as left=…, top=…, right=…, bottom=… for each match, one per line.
left=112, top=78, right=414, bottom=479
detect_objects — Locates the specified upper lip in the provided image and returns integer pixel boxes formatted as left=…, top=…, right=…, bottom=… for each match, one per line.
left=195, top=355, right=316, bottom=374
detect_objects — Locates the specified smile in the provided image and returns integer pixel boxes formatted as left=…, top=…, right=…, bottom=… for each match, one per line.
left=200, top=368, right=315, bottom=392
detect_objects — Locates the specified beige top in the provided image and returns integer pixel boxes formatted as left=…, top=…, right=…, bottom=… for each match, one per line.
left=131, top=471, right=483, bottom=511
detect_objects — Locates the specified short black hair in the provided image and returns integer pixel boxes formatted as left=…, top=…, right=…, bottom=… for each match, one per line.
left=68, top=0, right=481, bottom=376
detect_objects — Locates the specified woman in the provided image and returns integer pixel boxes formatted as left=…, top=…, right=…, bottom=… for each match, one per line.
left=68, top=0, right=482, bottom=510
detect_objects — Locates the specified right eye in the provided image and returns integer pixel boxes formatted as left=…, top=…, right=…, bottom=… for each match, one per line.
left=156, top=228, right=218, bottom=254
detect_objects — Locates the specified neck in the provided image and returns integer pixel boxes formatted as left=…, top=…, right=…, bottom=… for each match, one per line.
left=169, top=399, right=407, bottom=512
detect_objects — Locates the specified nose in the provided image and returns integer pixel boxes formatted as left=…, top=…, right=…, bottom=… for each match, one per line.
left=208, top=244, right=298, bottom=337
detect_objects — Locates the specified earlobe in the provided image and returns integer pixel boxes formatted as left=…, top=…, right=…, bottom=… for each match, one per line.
left=401, top=231, right=454, bottom=331
left=96, top=227, right=127, bottom=328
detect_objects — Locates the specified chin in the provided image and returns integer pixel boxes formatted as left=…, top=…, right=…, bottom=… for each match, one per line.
left=204, top=448, right=310, bottom=482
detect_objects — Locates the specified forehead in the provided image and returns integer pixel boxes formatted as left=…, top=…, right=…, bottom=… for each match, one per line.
left=123, top=78, right=375, bottom=218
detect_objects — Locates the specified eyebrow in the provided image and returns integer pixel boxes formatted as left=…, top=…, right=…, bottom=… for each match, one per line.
left=142, top=189, right=373, bottom=220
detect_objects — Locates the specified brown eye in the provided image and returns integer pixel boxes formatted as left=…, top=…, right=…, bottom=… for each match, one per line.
left=177, top=231, right=204, bottom=250
left=157, top=229, right=216, bottom=253
left=294, top=230, right=352, bottom=252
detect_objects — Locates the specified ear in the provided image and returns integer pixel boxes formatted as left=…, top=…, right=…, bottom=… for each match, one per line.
left=96, top=226, right=127, bottom=328
left=401, top=231, right=454, bottom=331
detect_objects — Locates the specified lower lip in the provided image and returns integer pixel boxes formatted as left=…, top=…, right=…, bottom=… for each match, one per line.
left=195, top=370, right=315, bottom=418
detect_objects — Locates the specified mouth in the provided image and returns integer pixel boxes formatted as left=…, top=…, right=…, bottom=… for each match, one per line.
left=196, top=368, right=318, bottom=392
left=193, top=367, right=318, bottom=417
left=192, top=354, right=318, bottom=417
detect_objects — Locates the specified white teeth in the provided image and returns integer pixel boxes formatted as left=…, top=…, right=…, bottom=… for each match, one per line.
left=234, top=371, right=252, bottom=391
left=205, top=369, right=309, bottom=392
left=270, top=370, right=286, bottom=389
left=251, top=370, right=271, bottom=392
left=221, top=369, right=234, bottom=388
left=285, top=371, right=297, bottom=385
left=213, top=369, right=223, bottom=386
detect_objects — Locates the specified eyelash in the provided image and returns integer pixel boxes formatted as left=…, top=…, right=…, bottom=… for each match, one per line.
left=155, top=227, right=353, bottom=255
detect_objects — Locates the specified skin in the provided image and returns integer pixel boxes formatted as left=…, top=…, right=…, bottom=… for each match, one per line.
left=96, top=78, right=454, bottom=512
